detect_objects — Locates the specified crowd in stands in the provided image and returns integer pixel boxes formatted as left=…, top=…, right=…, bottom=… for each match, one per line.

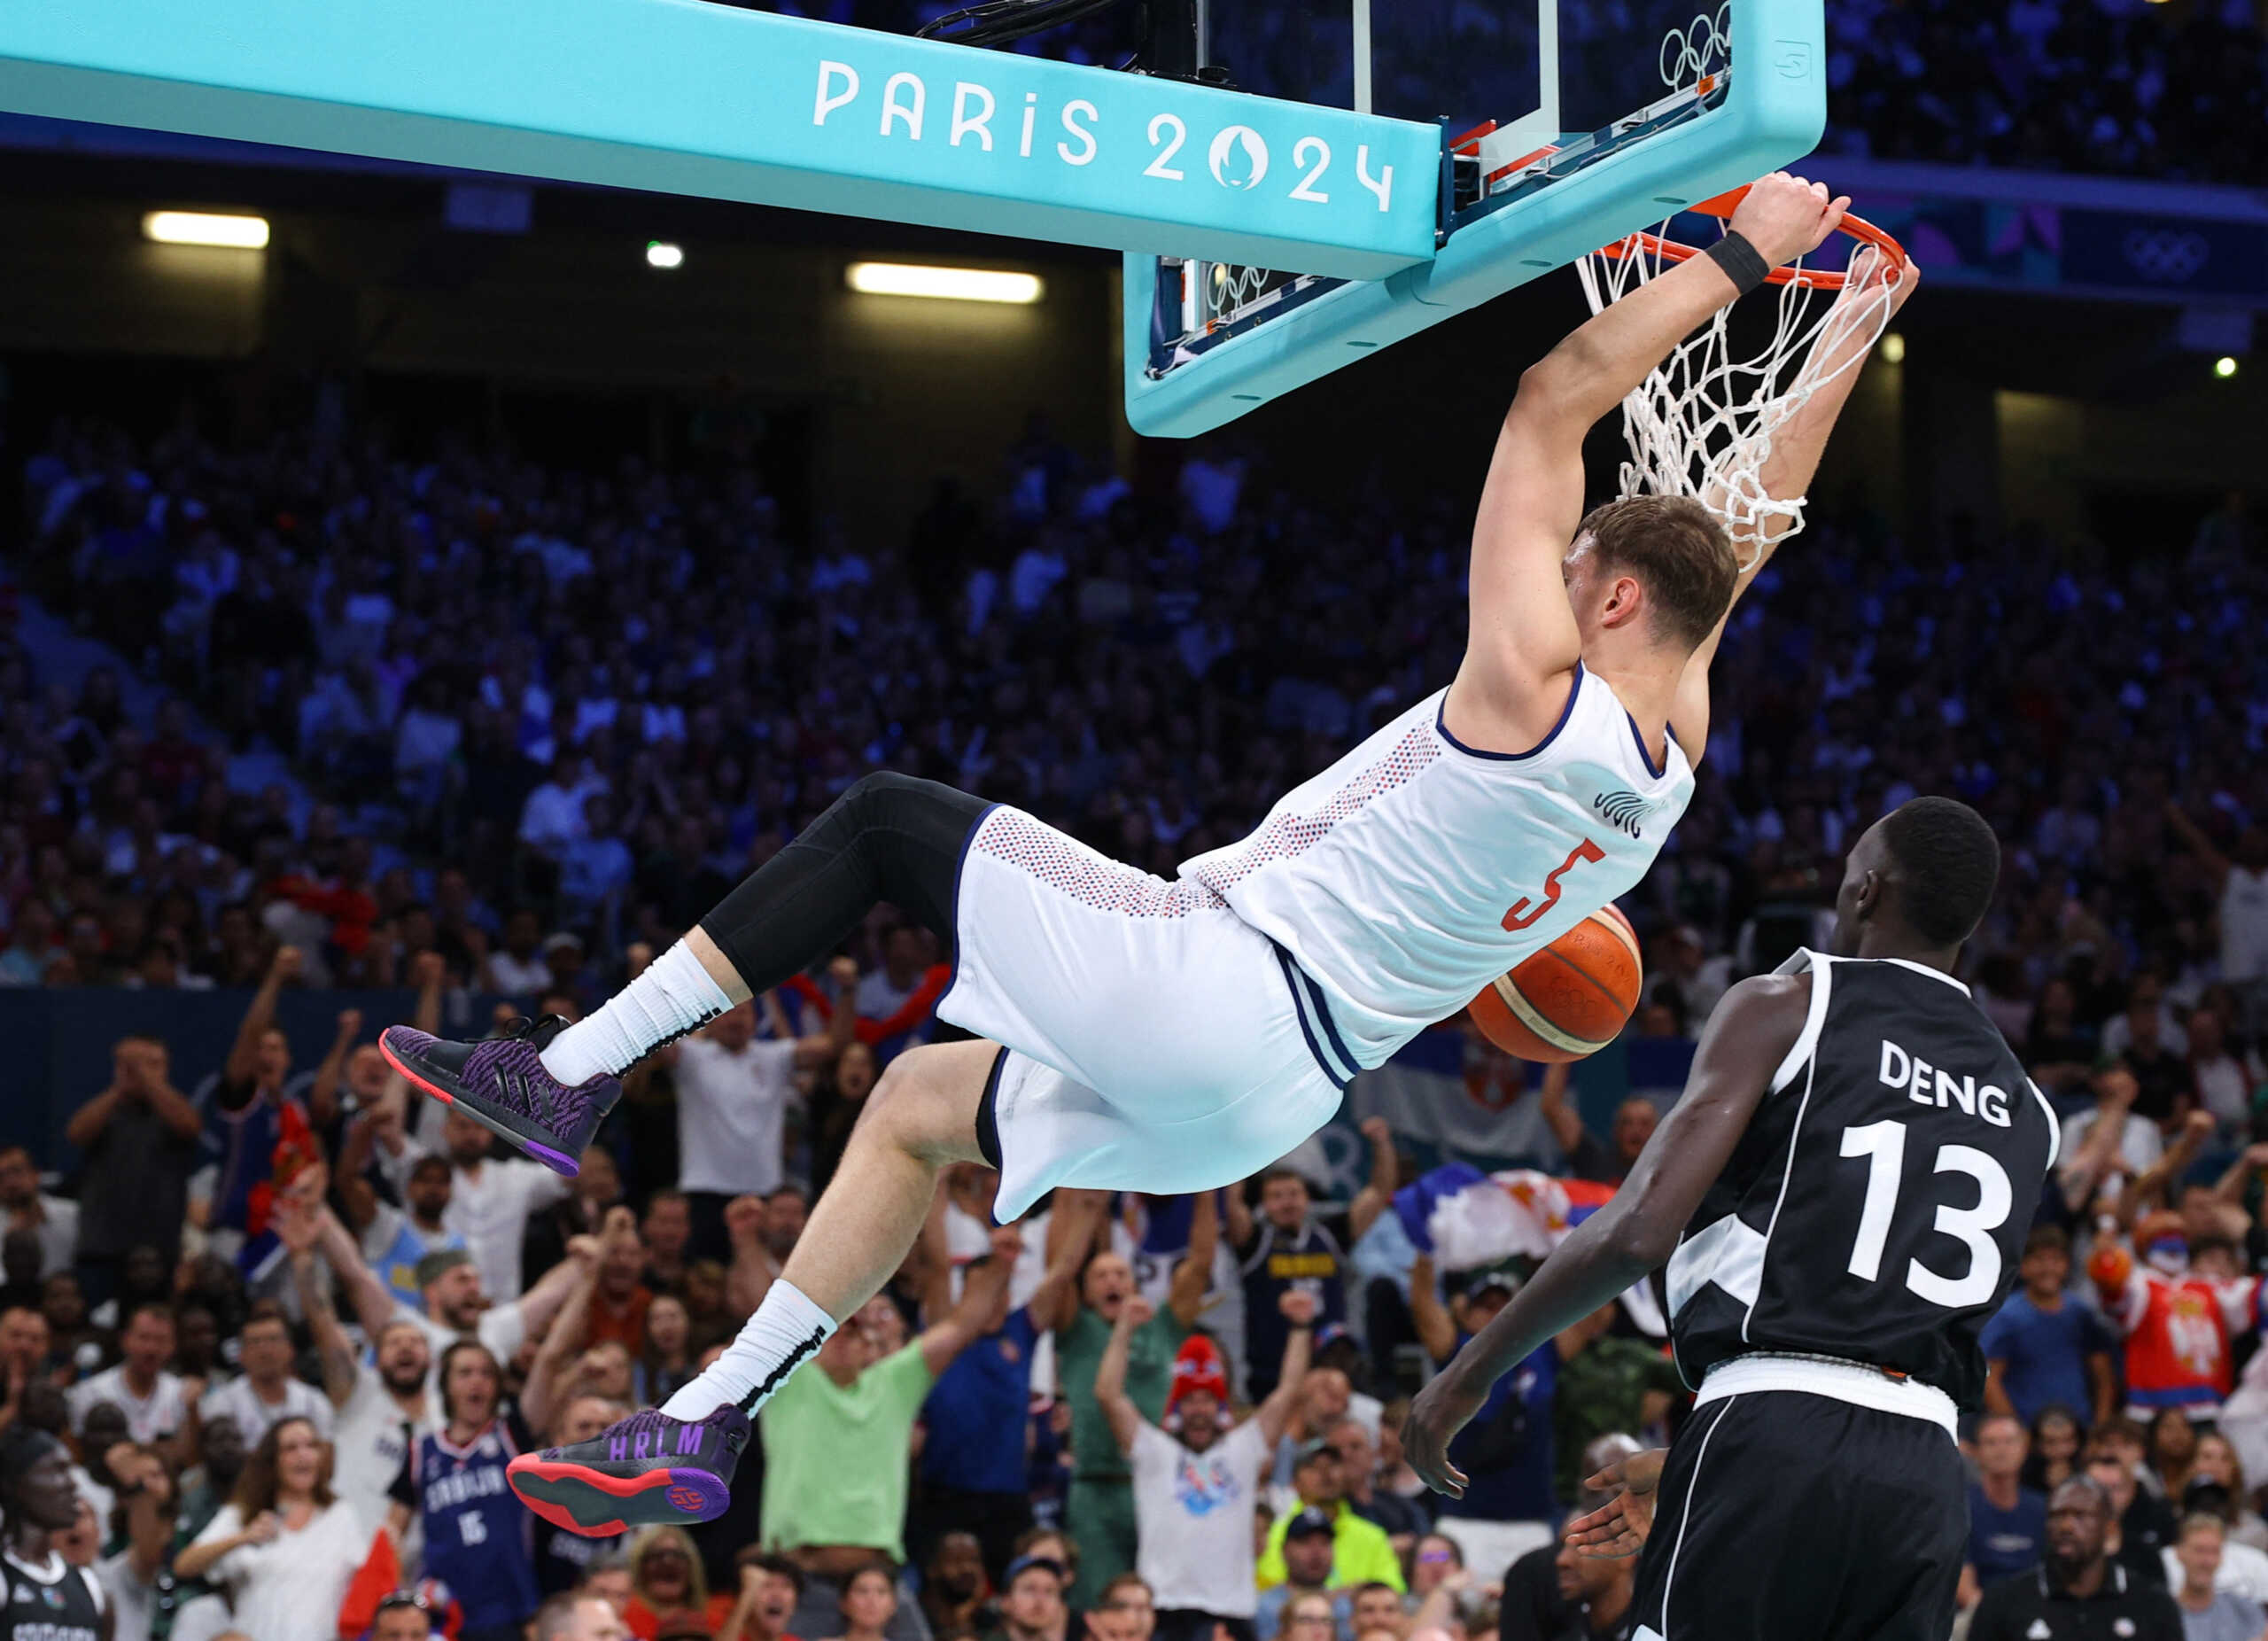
left=2, top=378, right=2267, bottom=1641
left=1819, top=0, right=2268, bottom=183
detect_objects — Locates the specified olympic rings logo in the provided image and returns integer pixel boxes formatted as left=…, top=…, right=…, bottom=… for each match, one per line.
left=1660, top=4, right=1734, bottom=89
left=2121, top=229, right=2210, bottom=282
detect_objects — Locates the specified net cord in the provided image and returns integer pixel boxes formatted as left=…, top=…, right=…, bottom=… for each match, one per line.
left=1576, top=232, right=1897, bottom=571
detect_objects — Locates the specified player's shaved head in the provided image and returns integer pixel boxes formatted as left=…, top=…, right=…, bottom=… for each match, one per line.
left=1834, top=797, right=2000, bottom=957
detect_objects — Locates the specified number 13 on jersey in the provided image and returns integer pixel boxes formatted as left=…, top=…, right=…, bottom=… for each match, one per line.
left=1840, top=1120, right=2015, bottom=1309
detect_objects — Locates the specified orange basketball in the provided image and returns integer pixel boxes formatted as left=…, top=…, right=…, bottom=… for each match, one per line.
left=1468, top=905, right=1643, bottom=1062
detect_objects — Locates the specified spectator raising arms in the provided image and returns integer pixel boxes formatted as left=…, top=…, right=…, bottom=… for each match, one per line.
left=1228, top=1124, right=1397, bottom=1404
left=1099, top=1290, right=1317, bottom=1641
left=653, top=961, right=860, bottom=1261
left=760, top=1220, right=1021, bottom=1640
left=1037, top=1190, right=1216, bottom=1610
left=911, top=1185, right=1086, bottom=1578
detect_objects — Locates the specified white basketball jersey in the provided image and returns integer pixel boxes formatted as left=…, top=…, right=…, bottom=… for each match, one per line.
left=1179, top=664, right=1695, bottom=1067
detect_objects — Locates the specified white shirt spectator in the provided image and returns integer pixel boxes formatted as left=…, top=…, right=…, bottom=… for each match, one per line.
left=2227, top=867, right=2268, bottom=985
left=1178, top=455, right=1246, bottom=534
left=200, top=1375, right=337, bottom=1446
left=485, top=950, right=554, bottom=997
left=518, top=774, right=602, bottom=855
left=68, top=1366, right=190, bottom=1444
left=73, top=1464, right=115, bottom=1527
left=673, top=1036, right=797, bottom=1197
left=395, top=706, right=462, bottom=776
left=187, top=1500, right=367, bottom=1641
left=2163, top=1538, right=2268, bottom=1605
left=97, top=1548, right=157, bottom=1641
left=1130, top=1419, right=1271, bottom=1616
left=2061, top=1108, right=2166, bottom=1182
left=0, top=1196, right=80, bottom=1277
left=2198, top=1052, right=2256, bottom=1135
left=1009, top=545, right=1068, bottom=616
left=332, top=1365, right=439, bottom=1536
left=438, top=1157, right=569, bottom=1304
left=856, top=968, right=921, bottom=1021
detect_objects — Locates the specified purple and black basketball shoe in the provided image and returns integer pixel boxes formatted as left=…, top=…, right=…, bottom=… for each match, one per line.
left=508, top=1406, right=752, bottom=1534
left=378, top=1015, right=617, bottom=1177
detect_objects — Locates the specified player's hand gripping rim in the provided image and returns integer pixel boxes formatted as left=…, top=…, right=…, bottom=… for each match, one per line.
left=1561, top=1447, right=1669, bottom=1559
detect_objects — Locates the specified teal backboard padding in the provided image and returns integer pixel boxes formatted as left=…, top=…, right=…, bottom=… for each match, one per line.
left=0, top=0, right=1821, bottom=433
left=1123, top=0, right=1828, bottom=437
left=0, top=0, right=1442, bottom=281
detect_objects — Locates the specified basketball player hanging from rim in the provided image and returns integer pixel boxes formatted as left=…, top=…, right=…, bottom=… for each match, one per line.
left=377, top=172, right=1894, bottom=1535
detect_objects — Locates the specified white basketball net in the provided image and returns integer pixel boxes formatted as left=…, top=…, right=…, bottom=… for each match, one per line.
left=1575, top=231, right=1900, bottom=570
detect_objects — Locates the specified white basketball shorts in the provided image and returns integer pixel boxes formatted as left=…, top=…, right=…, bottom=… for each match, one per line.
left=936, top=805, right=1351, bottom=1222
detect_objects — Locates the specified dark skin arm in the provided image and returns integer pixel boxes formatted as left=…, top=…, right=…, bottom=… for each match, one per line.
left=1402, top=973, right=1809, bottom=1497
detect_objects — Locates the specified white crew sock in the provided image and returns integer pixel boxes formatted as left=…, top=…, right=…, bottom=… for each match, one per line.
left=662, top=1279, right=836, bottom=1420
left=538, top=939, right=735, bottom=1086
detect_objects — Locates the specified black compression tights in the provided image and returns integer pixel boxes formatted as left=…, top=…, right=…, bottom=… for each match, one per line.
left=697, top=772, right=990, bottom=994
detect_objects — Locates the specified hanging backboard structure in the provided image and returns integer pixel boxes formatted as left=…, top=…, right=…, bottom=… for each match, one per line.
left=1127, top=0, right=1827, bottom=434
left=0, top=0, right=1821, bottom=438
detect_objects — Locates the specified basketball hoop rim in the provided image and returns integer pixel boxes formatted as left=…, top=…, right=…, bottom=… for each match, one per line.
left=1596, top=183, right=1907, bottom=291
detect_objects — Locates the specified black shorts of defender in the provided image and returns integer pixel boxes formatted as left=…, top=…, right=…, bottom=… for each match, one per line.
left=1628, top=1390, right=1966, bottom=1641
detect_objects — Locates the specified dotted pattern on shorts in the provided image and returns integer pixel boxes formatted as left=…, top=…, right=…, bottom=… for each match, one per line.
left=1186, top=720, right=1440, bottom=895
left=975, top=809, right=1229, bottom=917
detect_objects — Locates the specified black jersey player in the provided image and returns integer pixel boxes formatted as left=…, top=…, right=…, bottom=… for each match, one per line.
left=0, top=1427, right=110, bottom=1641
left=1404, top=795, right=2053, bottom=1640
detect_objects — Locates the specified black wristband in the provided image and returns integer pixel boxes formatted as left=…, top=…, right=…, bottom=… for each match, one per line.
left=1706, top=229, right=1771, bottom=298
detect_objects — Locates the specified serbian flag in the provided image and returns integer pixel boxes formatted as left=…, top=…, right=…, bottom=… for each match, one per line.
left=239, top=1100, right=322, bottom=1285
left=1393, top=1164, right=1661, bottom=1334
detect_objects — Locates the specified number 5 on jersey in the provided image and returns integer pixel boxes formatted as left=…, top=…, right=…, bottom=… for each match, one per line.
left=1503, top=838, right=1605, bottom=932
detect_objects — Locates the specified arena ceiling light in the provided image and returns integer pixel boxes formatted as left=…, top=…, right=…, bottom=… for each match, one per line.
left=844, top=262, right=1043, bottom=304
left=646, top=240, right=684, bottom=268
left=1878, top=332, right=1907, bottom=364
left=2215, top=355, right=2240, bottom=378
left=142, top=210, right=270, bottom=248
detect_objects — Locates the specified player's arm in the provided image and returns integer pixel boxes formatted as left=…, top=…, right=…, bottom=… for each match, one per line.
left=1671, top=253, right=1920, bottom=752
left=1402, top=971, right=1810, bottom=1496
left=1444, top=175, right=1850, bottom=756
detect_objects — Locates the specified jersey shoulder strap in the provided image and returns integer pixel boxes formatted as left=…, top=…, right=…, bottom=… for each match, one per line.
left=1765, top=948, right=1837, bottom=1095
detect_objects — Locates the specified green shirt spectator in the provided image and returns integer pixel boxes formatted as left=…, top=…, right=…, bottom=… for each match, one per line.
left=760, top=1224, right=1021, bottom=1562
left=1550, top=1315, right=1682, bottom=1503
